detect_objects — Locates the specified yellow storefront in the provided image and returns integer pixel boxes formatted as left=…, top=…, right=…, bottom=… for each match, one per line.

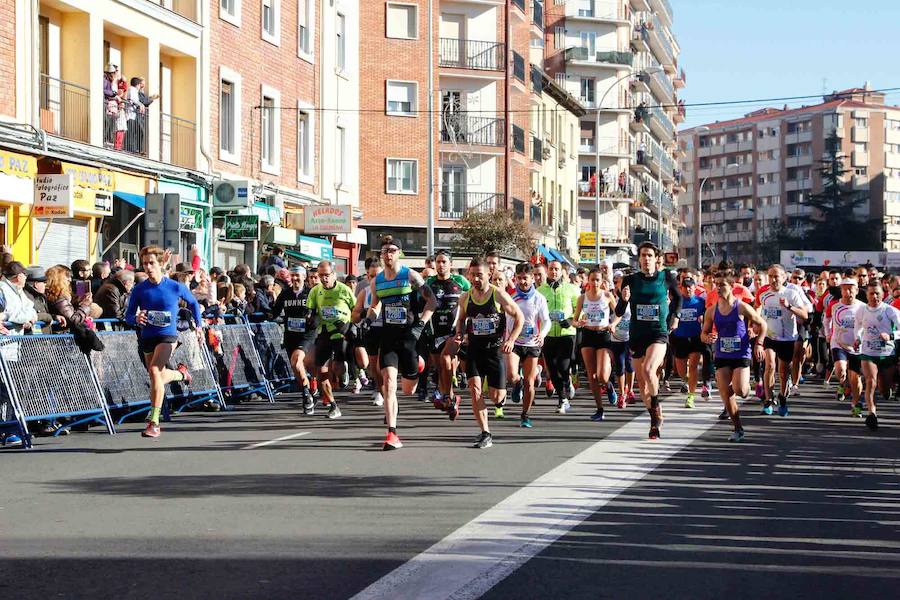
left=35, top=159, right=114, bottom=267
left=0, top=149, right=38, bottom=262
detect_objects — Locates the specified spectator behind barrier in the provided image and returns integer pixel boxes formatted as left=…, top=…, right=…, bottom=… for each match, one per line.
left=46, top=265, right=99, bottom=327
left=0, top=262, right=38, bottom=334
left=24, top=265, right=62, bottom=328
left=251, top=275, right=276, bottom=317
left=191, top=269, right=217, bottom=308
left=95, top=269, right=135, bottom=320
left=264, top=246, right=287, bottom=272
left=91, top=261, right=110, bottom=294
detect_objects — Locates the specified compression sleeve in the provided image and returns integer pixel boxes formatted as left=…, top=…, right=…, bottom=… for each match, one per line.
left=667, top=272, right=682, bottom=327
left=614, top=274, right=633, bottom=317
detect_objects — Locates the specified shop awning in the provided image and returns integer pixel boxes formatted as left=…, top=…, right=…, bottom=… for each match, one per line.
left=548, top=248, right=573, bottom=266
left=114, top=191, right=145, bottom=209
left=535, top=244, right=555, bottom=261
left=285, top=235, right=335, bottom=263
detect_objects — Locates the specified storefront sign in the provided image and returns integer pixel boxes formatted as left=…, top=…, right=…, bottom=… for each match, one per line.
left=269, top=226, right=297, bottom=246
left=33, top=174, right=73, bottom=218
left=224, top=214, right=260, bottom=241
left=578, top=232, right=597, bottom=247
left=580, top=248, right=605, bottom=263
left=0, top=150, right=37, bottom=179
left=180, top=206, right=204, bottom=230
left=780, top=250, right=885, bottom=268
left=304, top=205, right=352, bottom=234
left=59, top=162, right=114, bottom=216
left=298, top=235, right=334, bottom=261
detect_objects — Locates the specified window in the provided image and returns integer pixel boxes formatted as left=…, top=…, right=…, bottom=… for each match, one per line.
left=298, top=0, right=314, bottom=60
left=387, top=158, right=417, bottom=194
left=386, top=80, right=417, bottom=116
left=854, top=142, right=868, bottom=154
left=297, top=102, right=314, bottom=183
left=336, top=126, right=346, bottom=187
left=336, top=13, right=346, bottom=72
left=220, top=0, right=240, bottom=26
left=260, top=86, right=281, bottom=173
left=261, top=0, right=280, bottom=45
left=579, top=77, right=594, bottom=104
left=854, top=116, right=868, bottom=128
left=219, top=67, right=241, bottom=163
left=386, top=3, right=417, bottom=39
left=554, top=26, right=564, bottom=49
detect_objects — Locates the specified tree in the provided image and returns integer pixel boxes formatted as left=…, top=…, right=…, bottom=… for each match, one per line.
left=450, top=208, right=536, bottom=257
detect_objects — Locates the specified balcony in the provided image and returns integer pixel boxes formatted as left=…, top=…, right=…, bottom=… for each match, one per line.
left=39, top=74, right=90, bottom=144
left=648, top=104, right=675, bottom=140
left=532, top=136, right=543, bottom=163
left=579, top=136, right=630, bottom=157
left=512, top=0, right=525, bottom=11
left=649, top=0, right=673, bottom=27
left=643, top=13, right=676, bottom=69
left=440, top=191, right=505, bottom=220
left=532, top=0, right=543, bottom=30
left=160, top=113, right=196, bottom=169
left=564, top=47, right=633, bottom=68
left=568, top=0, right=628, bottom=22
left=440, top=113, right=506, bottom=147
left=439, top=38, right=505, bottom=71
left=648, top=67, right=674, bottom=102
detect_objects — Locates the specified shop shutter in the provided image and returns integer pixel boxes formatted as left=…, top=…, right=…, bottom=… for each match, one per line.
left=34, top=218, right=89, bottom=268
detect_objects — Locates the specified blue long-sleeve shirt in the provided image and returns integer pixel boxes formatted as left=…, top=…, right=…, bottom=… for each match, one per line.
left=124, top=277, right=203, bottom=338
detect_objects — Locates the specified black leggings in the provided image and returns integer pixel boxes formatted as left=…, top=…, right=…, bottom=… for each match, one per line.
left=701, top=342, right=714, bottom=382
left=544, top=336, right=575, bottom=399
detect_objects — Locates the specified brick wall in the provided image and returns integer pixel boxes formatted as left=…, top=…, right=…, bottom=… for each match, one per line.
left=0, top=1, right=16, bottom=118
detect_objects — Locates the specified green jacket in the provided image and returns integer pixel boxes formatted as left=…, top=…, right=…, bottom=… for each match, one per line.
left=537, top=280, right=579, bottom=337
left=308, top=282, right=356, bottom=339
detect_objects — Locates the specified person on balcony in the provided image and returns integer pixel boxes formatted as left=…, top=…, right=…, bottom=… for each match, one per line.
left=126, top=77, right=158, bottom=155
left=103, top=64, right=119, bottom=147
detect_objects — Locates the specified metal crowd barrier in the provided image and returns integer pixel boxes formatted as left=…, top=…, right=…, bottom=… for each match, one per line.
left=208, top=323, right=275, bottom=403
left=247, top=320, right=295, bottom=394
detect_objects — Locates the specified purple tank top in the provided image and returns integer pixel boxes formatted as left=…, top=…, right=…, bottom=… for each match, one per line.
left=714, top=300, right=751, bottom=360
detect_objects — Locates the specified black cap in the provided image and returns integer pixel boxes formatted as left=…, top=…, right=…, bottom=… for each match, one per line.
left=682, top=277, right=696, bottom=286
left=4, top=261, right=27, bottom=278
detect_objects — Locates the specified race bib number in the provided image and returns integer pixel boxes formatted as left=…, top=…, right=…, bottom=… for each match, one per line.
left=764, top=307, right=783, bottom=319
left=472, top=317, right=497, bottom=336
left=320, top=306, right=338, bottom=320
left=549, top=310, right=565, bottom=322
left=585, top=311, right=605, bottom=325
left=679, top=308, right=697, bottom=321
left=147, top=310, right=172, bottom=327
left=864, top=339, right=887, bottom=354
left=719, top=336, right=741, bottom=354
left=522, top=324, right=535, bottom=337
left=287, top=318, right=306, bottom=333
left=385, top=306, right=408, bottom=325
left=636, top=304, right=660, bottom=322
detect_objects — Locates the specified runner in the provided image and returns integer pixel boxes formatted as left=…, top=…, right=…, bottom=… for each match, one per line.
left=453, top=257, right=524, bottom=448
left=701, top=269, right=768, bottom=442
left=307, top=261, right=356, bottom=419
left=537, top=260, right=580, bottom=414
left=614, top=242, right=682, bottom=439
left=857, top=281, right=900, bottom=431
left=609, top=271, right=635, bottom=408
left=573, top=267, right=618, bottom=421
left=352, top=281, right=385, bottom=406
left=757, top=264, right=808, bottom=416
left=270, top=266, right=317, bottom=414
left=825, top=277, right=864, bottom=415
left=367, top=236, right=437, bottom=450
left=425, top=249, right=469, bottom=420
left=507, top=263, right=550, bottom=428
left=124, top=245, right=204, bottom=438
left=671, top=276, right=706, bottom=408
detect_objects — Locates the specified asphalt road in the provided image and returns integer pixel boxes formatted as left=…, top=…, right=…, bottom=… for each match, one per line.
left=2, top=377, right=898, bottom=600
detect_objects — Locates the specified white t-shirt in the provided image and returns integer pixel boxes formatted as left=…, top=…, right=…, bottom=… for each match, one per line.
left=759, top=286, right=808, bottom=342
left=508, top=289, right=550, bottom=347
left=858, top=303, right=900, bottom=357
left=611, top=304, right=631, bottom=342
left=828, top=300, right=864, bottom=352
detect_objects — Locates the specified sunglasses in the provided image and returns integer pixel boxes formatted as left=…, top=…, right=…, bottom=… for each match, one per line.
left=381, top=247, right=400, bottom=254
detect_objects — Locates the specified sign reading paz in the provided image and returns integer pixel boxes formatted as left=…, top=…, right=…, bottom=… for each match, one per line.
left=224, top=214, right=260, bottom=241
left=304, top=205, right=351, bottom=234
left=34, top=174, right=73, bottom=218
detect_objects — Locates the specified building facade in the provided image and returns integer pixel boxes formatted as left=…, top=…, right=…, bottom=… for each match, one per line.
left=544, top=0, right=685, bottom=264
left=677, top=85, right=900, bottom=266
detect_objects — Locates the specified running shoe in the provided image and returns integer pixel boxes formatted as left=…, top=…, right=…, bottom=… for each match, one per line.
left=852, top=403, right=863, bottom=418
left=520, top=415, right=533, bottom=428
left=494, top=406, right=505, bottom=419
left=340, top=367, right=350, bottom=389
left=352, top=379, right=362, bottom=395
left=684, top=393, right=695, bottom=409
left=718, top=408, right=729, bottom=420
left=417, top=385, right=428, bottom=403
left=887, top=389, right=895, bottom=403
left=141, top=422, right=161, bottom=438
left=761, top=402, right=774, bottom=416
left=865, top=413, right=879, bottom=431
left=700, top=384, right=710, bottom=399
left=556, top=399, right=571, bottom=414
left=545, top=378, right=555, bottom=398
left=606, top=385, right=618, bottom=406
left=789, top=384, right=800, bottom=397
left=663, top=380, right=671, bottom=392
left=431, top=390, right=445, bottom=411
left=328, top=403, right=342, bottom=419
left=359, top=373, right=370, bottom=387
left=679, top=382, right=688, bottom=394
left=383, top=432, right=403, bottom=450
left=590, top=410, right=605, bottom=422
left=567, top=382, right=576, bottom=399
left=2, top=434, right=23, bottom=447
left=755, top=382, right=764, bottom=400
left=728, top=429, right=745, bottom=443
left=448, top=396, right=460, bottom=421
left=473, top=431, right=493, bottom=449
left=836, top=391, right=846, bottom=403
left=372, top=392, right=384, bottom=407
left=626, top=390, right=636, bottom=404
left=649, top=426, right=660, bottom=440
left=616, top=395, right=626, bottom=409
left=176, top=363, right=192, bottom=386
left=778, top=395, right=789, bottom=417
left=536, top=365, right=544, bottom=388
left=512, top=380, right=523, bottom=404
left=303, top=392, right=315, bottom=415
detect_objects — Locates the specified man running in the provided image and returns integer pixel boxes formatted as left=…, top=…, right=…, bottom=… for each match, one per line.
left=508, top=262, right=550, bottom=428
left=453, top=257, right=524, bottom=448
left=367, top=236, right=437, bottom=450
left=757, top=264, right=808, bottom=416
left=671, top=276, right=706, bottom=408
left=537, top=260, right=580, bottom=413
left=857, top=281, right=900, bottom=431
left=352, top=260, right=385, bottom=407
left=614, top=242, right=681, bottom=439
left=270, top=266, right=317, bottom=414
left=307, top=261, right=356, bottom=419
left=125, top=245, right=204, bottom=438
left=825, top=277, right=864, bottom=415
left=425, top=249, right=469, bottom=420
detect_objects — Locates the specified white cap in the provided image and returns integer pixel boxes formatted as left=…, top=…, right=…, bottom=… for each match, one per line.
left=840, top=277, right=858, bottom=286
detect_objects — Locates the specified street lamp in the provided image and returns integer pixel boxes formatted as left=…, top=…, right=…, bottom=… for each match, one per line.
left=594, top=65, right=663, bottom=265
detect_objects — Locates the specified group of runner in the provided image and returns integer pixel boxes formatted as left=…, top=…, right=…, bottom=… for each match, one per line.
left=125, top=239, right=900, bottom=448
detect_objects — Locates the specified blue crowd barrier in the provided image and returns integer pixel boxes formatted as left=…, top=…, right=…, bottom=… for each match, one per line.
left=247, top=321, right=294, bottom=394
left=208, top=323, right=275, bottom=403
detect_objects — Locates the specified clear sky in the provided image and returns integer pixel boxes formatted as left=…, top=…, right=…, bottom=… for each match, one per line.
left=673, top=0, right=900, bottom=130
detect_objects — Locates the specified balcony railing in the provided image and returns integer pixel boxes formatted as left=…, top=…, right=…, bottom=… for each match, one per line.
left=440, top=191, right=504, bottom=220
left=439, top=38, right=504, bottom=71
left=103, top=104, right=149, bottom=156
left=644, top=13, right=676, bottom=66
left=160, top=113, right=196, bottom=169
left=40, top=74, right=90, bottom=144
left=531, top=65, right=543, bottom=95
left=532, top=136, right=543, bottom=163
left=650, top=68, right=675, bottom=101
left=566, top=47, right=633, bottom=67
left=649, top=104, right=675, bottom=139
left=512, top=51, right=526, bottom=81
left=440, top=114, right=505, bottom=146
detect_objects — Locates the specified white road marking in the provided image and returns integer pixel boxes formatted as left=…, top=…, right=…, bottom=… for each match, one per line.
left=351, top=403, right=724, bottom=600
left=242, top=431, right=310, bottom=450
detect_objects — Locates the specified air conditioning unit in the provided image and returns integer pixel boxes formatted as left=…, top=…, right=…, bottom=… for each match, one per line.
left=212, top=179, right=251, bottom=211
left=542, top=147, right=552, bottom=160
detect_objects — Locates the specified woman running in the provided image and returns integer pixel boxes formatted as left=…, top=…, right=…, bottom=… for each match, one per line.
left=574, top=267, right=618, bottom=421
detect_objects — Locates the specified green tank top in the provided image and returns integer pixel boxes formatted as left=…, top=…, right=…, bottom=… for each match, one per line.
left=629, top=271, right=669, bottom=335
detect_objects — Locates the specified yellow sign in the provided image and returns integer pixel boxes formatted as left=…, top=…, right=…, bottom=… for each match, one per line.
left=579, top=232, right=598, bottom=247
left=579, top=248, right=607, bottom=263
left=59, top=162, right=114, bottom=216
left=0, top=150, right=37, bottom=179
